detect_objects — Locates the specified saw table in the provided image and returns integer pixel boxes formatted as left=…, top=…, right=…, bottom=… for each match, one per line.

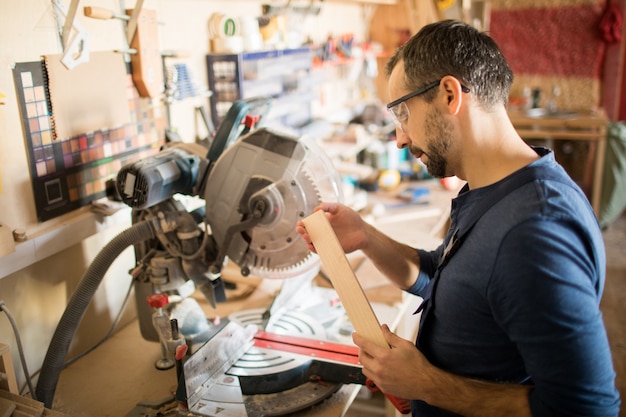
left=52, top=273, right=420, bottom=417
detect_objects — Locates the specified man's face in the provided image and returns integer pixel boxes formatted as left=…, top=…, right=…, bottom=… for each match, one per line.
left=387, top=62, right=453, bottom=179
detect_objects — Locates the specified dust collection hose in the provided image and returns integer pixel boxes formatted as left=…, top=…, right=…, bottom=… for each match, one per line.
left=36, top=219, right=157, bottom=408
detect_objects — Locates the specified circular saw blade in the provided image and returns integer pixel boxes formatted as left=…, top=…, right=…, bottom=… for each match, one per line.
left=243, top=170, right=321, bottom=278
left=205, top=128, right=333, bottom=279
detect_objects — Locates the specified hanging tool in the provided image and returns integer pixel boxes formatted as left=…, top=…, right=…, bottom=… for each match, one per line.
left=84, top=6, right=130, bottom=21
left=51, top=0, right=91, bottom=69
left=126, top=6, right=163, bottom=98
left=61, top=0, right=80, bottom=50
left=195, top=105, right=215, bottom=147
left=126, top=0, right=144, bottom=44
left=83, top=3, right=134, bottom=62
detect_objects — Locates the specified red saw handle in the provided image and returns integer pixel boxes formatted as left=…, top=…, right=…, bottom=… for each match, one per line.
left=365, top=378, right=411, bottom=414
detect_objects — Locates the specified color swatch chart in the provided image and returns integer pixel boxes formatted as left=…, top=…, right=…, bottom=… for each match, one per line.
left=13, top=61, right=166, bottom=222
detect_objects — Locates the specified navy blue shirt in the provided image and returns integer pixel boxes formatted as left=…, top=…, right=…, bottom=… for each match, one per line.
left=408, top=148, right=620, bottom=416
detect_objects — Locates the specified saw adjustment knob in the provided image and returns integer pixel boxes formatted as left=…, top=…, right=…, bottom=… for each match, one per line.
left=147, top=293, right=169, bottom=309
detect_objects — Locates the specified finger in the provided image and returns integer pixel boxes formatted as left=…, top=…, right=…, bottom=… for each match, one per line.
left=295, top=224, right=308, bottom=238
left=352, top=332, right=373, bottom=361
left=295, top=224, right=317, bottom=252
left=353, top=332, right=386, bottom=355
left=358, top=347, right=374, bottom=362
left=381, top=324, right=405, bottom=349
left=381, top=324, right=396, bottom=340
left=317, top=202, right=338, bottom=215
left=313, top=204, right=330, bottom=213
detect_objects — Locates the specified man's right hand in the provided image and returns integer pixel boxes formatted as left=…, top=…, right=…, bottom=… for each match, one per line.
left=296, top=202, right=368, bottom=255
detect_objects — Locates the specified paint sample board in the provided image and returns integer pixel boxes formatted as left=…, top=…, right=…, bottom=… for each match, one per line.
left=12, top=55, right=166, bottom=221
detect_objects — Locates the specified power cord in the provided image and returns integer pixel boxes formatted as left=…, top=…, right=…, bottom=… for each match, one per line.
left=0, top=300, right=37, bottom=400
left=1, top=276, right=134, bottom=399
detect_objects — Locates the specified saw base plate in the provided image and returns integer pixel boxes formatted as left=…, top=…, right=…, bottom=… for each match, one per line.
left=128, top=288, right=357, bottom=417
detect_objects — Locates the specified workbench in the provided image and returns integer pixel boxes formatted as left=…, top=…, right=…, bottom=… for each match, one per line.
left=50, top=180, right=456, bottom=417
left=508, top=109, right=608, bottom=215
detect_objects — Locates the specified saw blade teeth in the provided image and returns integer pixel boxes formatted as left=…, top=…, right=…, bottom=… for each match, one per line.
left=302, top=170, right=322, bottom=204
left=248, top=252, right=320, bottom=279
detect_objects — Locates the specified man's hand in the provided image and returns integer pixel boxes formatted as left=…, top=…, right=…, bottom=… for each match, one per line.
left=296, top=202, right=368, bottom=254
left=353, top=324, right=429, bottom=400
left=297, top=202, right=421, bottom=291
left=353, top=325, right=533, bottom=417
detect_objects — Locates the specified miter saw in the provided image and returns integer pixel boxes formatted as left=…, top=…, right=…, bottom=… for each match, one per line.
left=113, top=98, right=389, bottom=416
left=114, top=99, right=410, bottom=416
left=34, top=98, right=410, bottom=416
left=35, top=98, right=410, bottom=415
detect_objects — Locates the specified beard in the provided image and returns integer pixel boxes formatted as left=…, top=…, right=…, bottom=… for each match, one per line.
left=411, top=107, right=453, bottom=178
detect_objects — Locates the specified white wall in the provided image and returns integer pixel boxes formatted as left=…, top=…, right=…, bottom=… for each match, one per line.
left=0, top=0, right=368, bottom=396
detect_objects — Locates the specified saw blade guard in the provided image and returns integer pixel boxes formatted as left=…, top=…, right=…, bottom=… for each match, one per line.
left=204, top=127, right=343, bottom=279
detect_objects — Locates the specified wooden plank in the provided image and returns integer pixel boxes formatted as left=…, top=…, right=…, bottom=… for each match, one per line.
left=0, top=344, right=19, bottom=394
left=126, top=7, right=163, bottom=98
left=61, top=0, right=80, bottom=49
left=302, top=210, right=389, bottom=349
left=0, top=390, right=44, bottom=416
left=515, top=129, right=606, bottom=140
left=0, top=224, right=15, bottom=258
left=125, top=0, right=144, bottom=44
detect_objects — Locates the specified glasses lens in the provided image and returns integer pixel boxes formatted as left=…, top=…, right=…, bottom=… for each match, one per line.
left=389, top=102, right=409, bottom=128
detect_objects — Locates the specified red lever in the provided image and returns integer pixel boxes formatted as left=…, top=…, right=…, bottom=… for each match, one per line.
left=147, top=293, right=169, bottom=309
left=365, top=378, right=411, bottom=414
left=243, top=114, right=261, bottom=129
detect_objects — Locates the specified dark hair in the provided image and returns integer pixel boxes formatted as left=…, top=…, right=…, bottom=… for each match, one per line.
left=385, top=19, right=513, bottom=110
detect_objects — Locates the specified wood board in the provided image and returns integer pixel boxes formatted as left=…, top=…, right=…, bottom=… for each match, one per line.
left=301, top=210, right=389, bottom=349
left=0, top=344, right=18, bottom=394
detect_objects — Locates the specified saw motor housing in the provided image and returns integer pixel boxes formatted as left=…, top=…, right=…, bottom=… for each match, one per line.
left=115, top=102, right=342, bottom=343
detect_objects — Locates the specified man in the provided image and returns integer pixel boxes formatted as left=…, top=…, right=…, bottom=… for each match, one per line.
left=296, top=20, right=620, bottom=417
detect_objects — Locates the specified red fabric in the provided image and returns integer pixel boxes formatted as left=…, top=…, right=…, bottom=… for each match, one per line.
left=489, top=5, right=607, bottom=78
left=599, top=4, right=623, bottom=43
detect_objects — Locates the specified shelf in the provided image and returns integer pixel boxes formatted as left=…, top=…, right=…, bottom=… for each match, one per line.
left=0, top=204, right=132, bottom=280
left=206, top=47, right=314, bottom=129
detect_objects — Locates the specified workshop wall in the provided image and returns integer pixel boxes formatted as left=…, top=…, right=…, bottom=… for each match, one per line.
left=489, top=0, right=619, bottom=202
left=0, top=0, right=367, bottom=396
left=489, top=0, right=609, bottom=112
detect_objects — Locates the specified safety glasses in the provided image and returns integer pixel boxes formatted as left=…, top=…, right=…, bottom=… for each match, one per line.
left=386, top=80, right=470, bottom=131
